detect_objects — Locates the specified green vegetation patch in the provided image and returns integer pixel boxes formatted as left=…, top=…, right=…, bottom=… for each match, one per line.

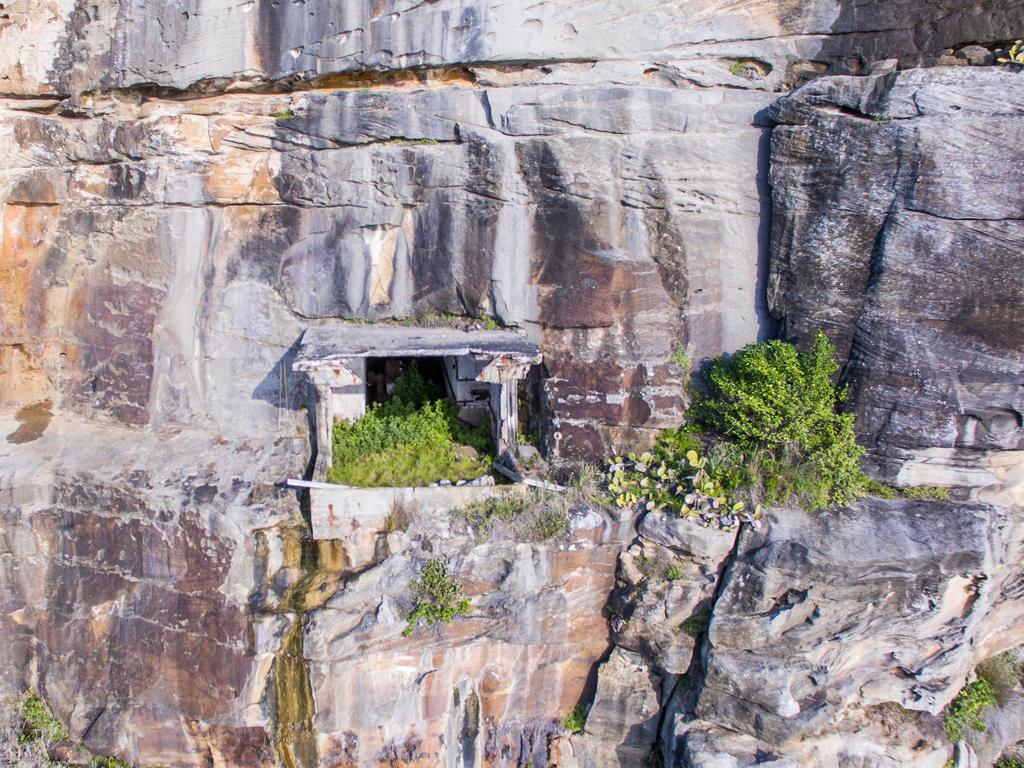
left=403, top=558, right=471, bottom=637
left=864, top=479, right=951, bottom=501
left=327, top=364, right=493, bottom=487
left=943, top=677, right=997, bottom=742
left=680, top=612, right=710, bottom=637
left=561, top=703, right=588, bottom=734
left=452, top=490, right=569, bottom=543
left=690, top=330, right=865, bottom=507
left=607, top=331, right=876, bottom=520
left=977, top=652, right=1023, bottom=706
left=1, top=690, right=133, bottom=768
left=664, top=564, right=686, bottom=581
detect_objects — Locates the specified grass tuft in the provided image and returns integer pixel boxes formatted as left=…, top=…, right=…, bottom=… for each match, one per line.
left=327, top=364, right=493, bottom=487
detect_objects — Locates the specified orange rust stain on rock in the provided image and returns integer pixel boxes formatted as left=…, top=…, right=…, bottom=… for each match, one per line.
left=1, top=204, right=61, bottom=405
left=1, top=203, right=58, bottom=337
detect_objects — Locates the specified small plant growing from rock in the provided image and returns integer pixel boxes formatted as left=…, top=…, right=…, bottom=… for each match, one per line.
left=680, top=612, right=710, bottom=637
left=382, top=499, right=415, bottom=534
left=664, top=563, right=686, bottom=581
left=943, top=676, right=997, bottom=742
left=0, top=690, right=133, bottom=767
left=91, top=758, right=133, bottom=768
left=996, top=40, right=1024, bottom=66
left=561, top=703, right=588, bottom=734
left=605, top=447, right=757, bottom=531
left=976, top=652, right=1023, bottom=705
left=403, top=558, right=471, bottom=637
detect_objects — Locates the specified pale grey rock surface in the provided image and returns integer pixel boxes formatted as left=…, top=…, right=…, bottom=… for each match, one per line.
left=768, top=67, right=1024, bottom=484
left=576, top=647, right=665, bottom=768
left=698, top=500, right=1020, bottom=739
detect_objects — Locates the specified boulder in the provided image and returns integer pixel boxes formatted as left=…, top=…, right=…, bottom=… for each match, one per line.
left=695, top=499, right=1024, bottom=745
left=638, top=511, right=738, bottom=560
left=576, top=648, right=664, bottom=768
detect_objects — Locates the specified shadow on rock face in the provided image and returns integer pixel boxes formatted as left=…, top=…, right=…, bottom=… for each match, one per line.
left=6, top=400, right=53, bottom=444
left=814, top=0, right=1024, bottom=74
left=251, top=335, right=307, bottom=413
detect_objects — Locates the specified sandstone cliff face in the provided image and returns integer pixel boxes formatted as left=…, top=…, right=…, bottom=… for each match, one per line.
left=641, top=66, right=1024, bottom=768
left=768, top=67, right=1024, bottom=491
left=2, top=1, right=1024, bottom=767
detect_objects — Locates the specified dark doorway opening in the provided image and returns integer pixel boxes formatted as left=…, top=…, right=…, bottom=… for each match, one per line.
left=364, top=356, right=449, bottom=406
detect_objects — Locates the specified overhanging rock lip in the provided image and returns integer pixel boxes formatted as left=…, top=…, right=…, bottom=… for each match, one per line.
left=293, top=324, right=540, bottom=371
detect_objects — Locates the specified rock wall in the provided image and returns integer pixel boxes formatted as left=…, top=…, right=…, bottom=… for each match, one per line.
left=767, top=67, right=1024, bottom=488
left=2, top=1, right=1024, bottom=767
left=647, top=65, right=1024, bottom=768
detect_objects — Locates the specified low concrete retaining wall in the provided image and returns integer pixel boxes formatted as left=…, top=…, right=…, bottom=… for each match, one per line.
left=309, top=483, right=519, bottom=540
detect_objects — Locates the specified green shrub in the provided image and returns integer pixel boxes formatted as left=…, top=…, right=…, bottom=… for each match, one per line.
left=977, top=652, right=1023, bottom=705
left=997, top=758, right=1024, bottom=768
left=403, top=558, right=471, bottom=637
left=20, top=691, right=69, bottom=746
left=328, top=365, right=493, bottom=487
left=690, top=331, right=866, bottom=508
left=0, top=692, right=134, bottom=768
left=561, top=703, right=588, bottom=734
left=943, top=677, right=997, bottom=742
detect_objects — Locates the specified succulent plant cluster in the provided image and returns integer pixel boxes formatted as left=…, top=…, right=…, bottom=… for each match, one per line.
left=997, top=40, right=1024, bottom=66
left=606, top=449, right=762, bottom=531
